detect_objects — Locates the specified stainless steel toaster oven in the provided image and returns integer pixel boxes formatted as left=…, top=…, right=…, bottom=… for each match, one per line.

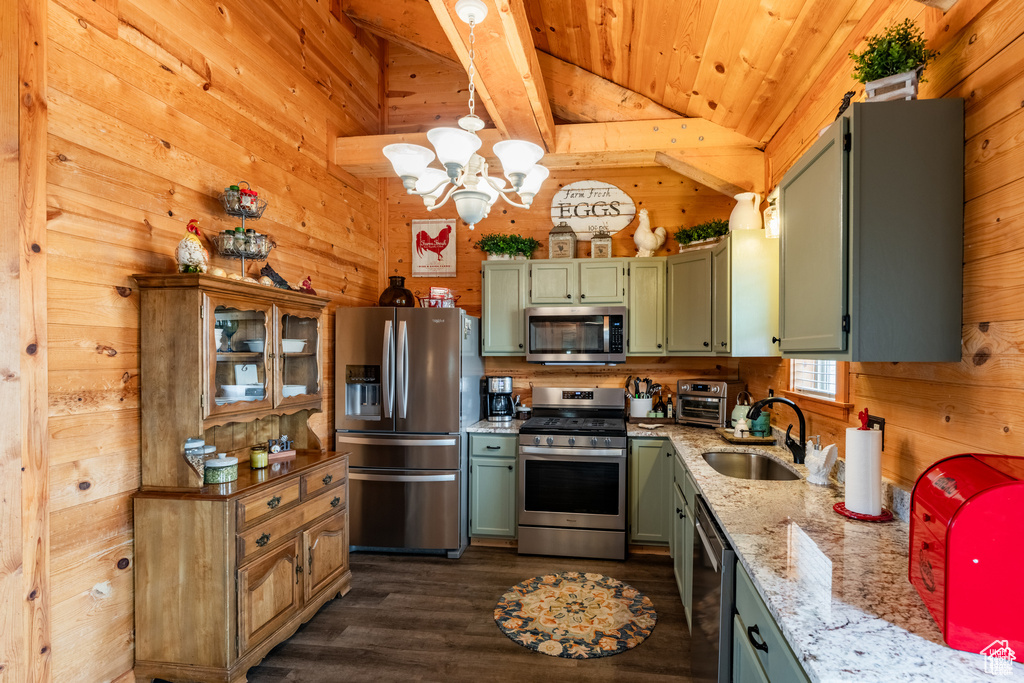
left=675, top=380, right=745, bottom=428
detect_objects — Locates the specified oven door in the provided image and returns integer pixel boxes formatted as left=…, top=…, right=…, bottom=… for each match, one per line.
left=676, top=395, right=726, bottom=427
left=518, top=446, right=626, bottom=530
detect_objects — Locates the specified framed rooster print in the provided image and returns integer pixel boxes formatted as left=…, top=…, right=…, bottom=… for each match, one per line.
left=411, top=218, right=456, bottom=277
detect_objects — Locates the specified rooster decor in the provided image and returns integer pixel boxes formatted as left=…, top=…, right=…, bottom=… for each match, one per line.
left=176, top=219, right=210, bottom=273
left=633, top=209, right=667, bottom=257
left=416, top=223, right=453, bottom=261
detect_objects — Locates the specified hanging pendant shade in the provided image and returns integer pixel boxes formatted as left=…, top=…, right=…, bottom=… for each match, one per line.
left=426, top=128, right=482, bottom=169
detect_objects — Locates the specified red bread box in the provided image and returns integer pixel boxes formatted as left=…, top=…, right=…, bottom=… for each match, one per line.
left=909, top=454, right=1024, bottom=660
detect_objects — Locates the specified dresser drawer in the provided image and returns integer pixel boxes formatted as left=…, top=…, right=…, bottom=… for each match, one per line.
left=237, top=479, right=301, bottom=529
left=470, top=435, right=516, bottom=457
left=238, top=486, right=347, bottom=562
left=303, top=459, right=348, bottom=498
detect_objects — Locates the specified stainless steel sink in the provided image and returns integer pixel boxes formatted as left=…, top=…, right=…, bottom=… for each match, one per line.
left=701, top=451, right=800, bottom=481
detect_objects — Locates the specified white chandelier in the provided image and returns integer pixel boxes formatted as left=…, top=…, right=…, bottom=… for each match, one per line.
left=382, top=0, right=549, bottom=229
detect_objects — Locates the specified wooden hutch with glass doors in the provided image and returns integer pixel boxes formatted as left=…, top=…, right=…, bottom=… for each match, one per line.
left=131, top=273, right=350, bottom=683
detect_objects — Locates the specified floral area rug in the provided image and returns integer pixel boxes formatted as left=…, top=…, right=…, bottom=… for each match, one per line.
left=493, top=571, right=657, bottom=659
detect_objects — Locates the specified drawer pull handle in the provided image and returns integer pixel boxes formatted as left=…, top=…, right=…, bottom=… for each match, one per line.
left=331, top=496, right=341, bottom=508
left=296, top=561, right=303, bottom=583
left=747, top=624, right=769, bottom=653
left=267, top=495, right=281, bottom=509
left=486, top=445, right=501, bottom=450
left=256, top=533, right=270, bottom=548
left=322, top=474, right=333, bottom=486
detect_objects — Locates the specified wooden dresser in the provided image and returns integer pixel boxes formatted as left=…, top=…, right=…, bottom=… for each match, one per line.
left=133, top=451, right=350, bottom=683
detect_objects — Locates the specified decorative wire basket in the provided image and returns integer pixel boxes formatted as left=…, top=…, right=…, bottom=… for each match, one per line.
left=218, top=181, right=268, bottom=220
left=213, top=231, right=276, bottom=261
left=417, top=295, right=461, bottom=308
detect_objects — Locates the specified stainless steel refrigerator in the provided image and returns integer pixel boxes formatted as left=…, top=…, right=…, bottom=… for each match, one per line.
left=335, top=307, right=482, bottom=558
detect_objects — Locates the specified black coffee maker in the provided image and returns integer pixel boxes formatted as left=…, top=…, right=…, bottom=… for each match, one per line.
left=484, top=376, right=515, bottom=422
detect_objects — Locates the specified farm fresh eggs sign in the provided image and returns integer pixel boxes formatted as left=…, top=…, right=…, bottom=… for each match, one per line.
left=411, top=218, right=456, bottom=277
left=550, top=181, right=637, bottom=241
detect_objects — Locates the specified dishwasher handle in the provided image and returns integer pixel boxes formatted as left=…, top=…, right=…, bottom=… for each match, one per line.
left=695, top=496, right=725, bottom=572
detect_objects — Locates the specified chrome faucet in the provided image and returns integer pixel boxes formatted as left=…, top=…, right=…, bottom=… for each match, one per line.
left=746, top=396, right=806, bottom=464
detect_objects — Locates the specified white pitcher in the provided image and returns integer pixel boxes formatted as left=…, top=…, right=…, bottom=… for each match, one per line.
left=729, top=192, right=762, bottom=230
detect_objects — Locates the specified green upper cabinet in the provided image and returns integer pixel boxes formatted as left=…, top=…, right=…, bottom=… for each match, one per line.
left=481, top=261, right=528, bottom=355
left=778, top=100, right=964, bottom=361
left=712, top=238, right=731, bottom=354
left=726, top=232, right=780, bottom=357
left=529, top=259, right=626, bottom=305
left=667, top=233, right=778, bottom=358
left=578, top=259, right=627, bottom=304
left=530, top=261, right=577, bottom=304
left=629, top=438, right=671, bottom=545
left=666, top=250, right=712, bottom=353
left=627, top=258, right=666, bottom=355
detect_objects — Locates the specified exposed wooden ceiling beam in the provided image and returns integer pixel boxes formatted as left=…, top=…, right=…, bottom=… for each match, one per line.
left=341, top=0, right=681, bottom=124
left=911, top=0, right=959, bottom=10
left=427, top=0, right=555, bottom=149
left=335, top=119, right=763, bottom=193
left=538, top=52, right=681, bottom=123
left=655, top=150, right=765, bottom=198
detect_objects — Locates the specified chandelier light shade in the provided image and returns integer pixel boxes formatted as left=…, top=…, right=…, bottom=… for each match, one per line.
left=380, top=0, right=548, bottom=228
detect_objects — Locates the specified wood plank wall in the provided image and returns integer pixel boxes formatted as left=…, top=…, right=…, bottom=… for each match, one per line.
left=743, top=0, right=1021, bottom=488
left=43, top=1, right=382, bottom=680
left=385, top=45, right=743, bottom=403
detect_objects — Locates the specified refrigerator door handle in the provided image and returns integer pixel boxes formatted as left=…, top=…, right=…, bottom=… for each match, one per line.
left=336, top=436, right=457, bottom=447
left=397, top=319, right=409, bottom=419
left=382, top=320, right=394, bottom=418
left=350, top=472, right=457, bottom=483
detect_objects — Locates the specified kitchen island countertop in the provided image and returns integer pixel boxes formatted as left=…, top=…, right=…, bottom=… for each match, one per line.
left=630, top=424, right=1023, bottom=682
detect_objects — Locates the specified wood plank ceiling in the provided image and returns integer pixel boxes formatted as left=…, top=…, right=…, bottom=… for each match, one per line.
left=336, top=0, right=908, bottom=193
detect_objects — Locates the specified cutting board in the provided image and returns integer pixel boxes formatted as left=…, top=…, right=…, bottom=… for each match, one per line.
left=715, top=427, right=776, bottom=445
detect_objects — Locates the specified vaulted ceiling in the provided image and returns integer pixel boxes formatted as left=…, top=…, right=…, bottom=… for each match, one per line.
left=333, top=0, right=951, bottom=195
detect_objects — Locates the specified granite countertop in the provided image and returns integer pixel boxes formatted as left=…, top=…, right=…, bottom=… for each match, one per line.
left=465, top=419, right=524, bottom=434
left=633, top=424, right=1024, bottom=682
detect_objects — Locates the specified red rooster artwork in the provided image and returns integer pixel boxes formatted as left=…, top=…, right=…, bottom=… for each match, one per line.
left=415, top=223, right=453, bottom=261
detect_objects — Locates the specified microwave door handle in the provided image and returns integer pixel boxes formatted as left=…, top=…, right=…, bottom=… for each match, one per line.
left=382, top=319, right=394, bottom=418
left=604, top=315, right=610, bottom=352
left=396, top=320, right=409, bottom=419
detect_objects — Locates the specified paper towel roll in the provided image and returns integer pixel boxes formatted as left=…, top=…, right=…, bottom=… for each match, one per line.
left=845, top=428, right=882, bottom=515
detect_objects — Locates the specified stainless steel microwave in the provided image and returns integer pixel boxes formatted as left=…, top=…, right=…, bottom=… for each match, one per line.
left=524, top=306, right=626, bottom=364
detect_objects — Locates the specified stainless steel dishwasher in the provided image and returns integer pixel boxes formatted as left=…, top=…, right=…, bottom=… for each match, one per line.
left=690, top=495, right=736, bottom=683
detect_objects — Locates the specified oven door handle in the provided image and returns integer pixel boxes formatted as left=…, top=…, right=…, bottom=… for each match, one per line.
left=520, top=446, right=624, bottom=457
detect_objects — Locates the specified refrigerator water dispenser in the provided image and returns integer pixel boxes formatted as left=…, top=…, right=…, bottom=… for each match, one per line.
left=345, top=365, right=381, bottom=420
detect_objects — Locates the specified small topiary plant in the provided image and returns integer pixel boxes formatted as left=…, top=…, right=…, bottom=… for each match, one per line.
left=673, top=219, right=729, bottom=247
left=473, top=233, right=541, bottom=257
left=849, top=19, right=938, bottom=84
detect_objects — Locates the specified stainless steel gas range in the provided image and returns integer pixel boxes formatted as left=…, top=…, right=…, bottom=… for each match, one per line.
left=517, top=387, right=627, bottom=560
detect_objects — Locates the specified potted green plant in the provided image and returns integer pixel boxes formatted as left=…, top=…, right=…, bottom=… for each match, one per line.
left=673, top=218, right=729, bottom=251
left=473, top=233, right=541, bottom=260
left=849, top=19, right=938, bottom=102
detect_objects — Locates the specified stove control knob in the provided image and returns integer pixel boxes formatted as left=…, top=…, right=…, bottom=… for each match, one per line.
left=591, top=437, right=598, bottom=447
left=604, top=438, right=612, bottom=446
left=534, top=436, right=541, bottom=445
left=546, top=437, right=554, bottom=446
left=568, top=437, right=576, bottom=446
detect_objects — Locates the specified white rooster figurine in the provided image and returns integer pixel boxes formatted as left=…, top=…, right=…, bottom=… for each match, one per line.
left=633, top=208, right=667, bottom=257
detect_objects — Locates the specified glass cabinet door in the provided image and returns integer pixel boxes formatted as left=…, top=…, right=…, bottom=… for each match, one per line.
left=207, top=297, right=273, bottom=418
left=277, top=306, right=321, bottom=405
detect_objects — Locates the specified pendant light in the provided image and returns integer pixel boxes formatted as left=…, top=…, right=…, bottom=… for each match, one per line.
left=381, top=0, right=548, bottom=228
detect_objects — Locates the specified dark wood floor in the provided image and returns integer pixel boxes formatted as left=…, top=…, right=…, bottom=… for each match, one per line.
left=245, top=546, right=692, bottom=682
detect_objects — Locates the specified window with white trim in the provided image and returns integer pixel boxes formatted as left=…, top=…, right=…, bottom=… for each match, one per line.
left=790, top=359, right=837, bottom=399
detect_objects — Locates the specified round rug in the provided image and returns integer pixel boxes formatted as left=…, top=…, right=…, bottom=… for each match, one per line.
left=493, top=571, right=657, bottom=659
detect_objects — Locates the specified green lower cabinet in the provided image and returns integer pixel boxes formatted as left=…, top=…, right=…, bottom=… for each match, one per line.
left=733, top=613, right=771, bottom=683
left=469, top=434, right=518, bottom=538
left=734, top=561, right=810, bottom=683
left=672, top=480, right=694, bottom=631
left=629, top=438, right=671, bottom=544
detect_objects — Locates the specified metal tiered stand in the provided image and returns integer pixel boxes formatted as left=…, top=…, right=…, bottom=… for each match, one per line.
left=214, top=181, right=275, bottom=277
